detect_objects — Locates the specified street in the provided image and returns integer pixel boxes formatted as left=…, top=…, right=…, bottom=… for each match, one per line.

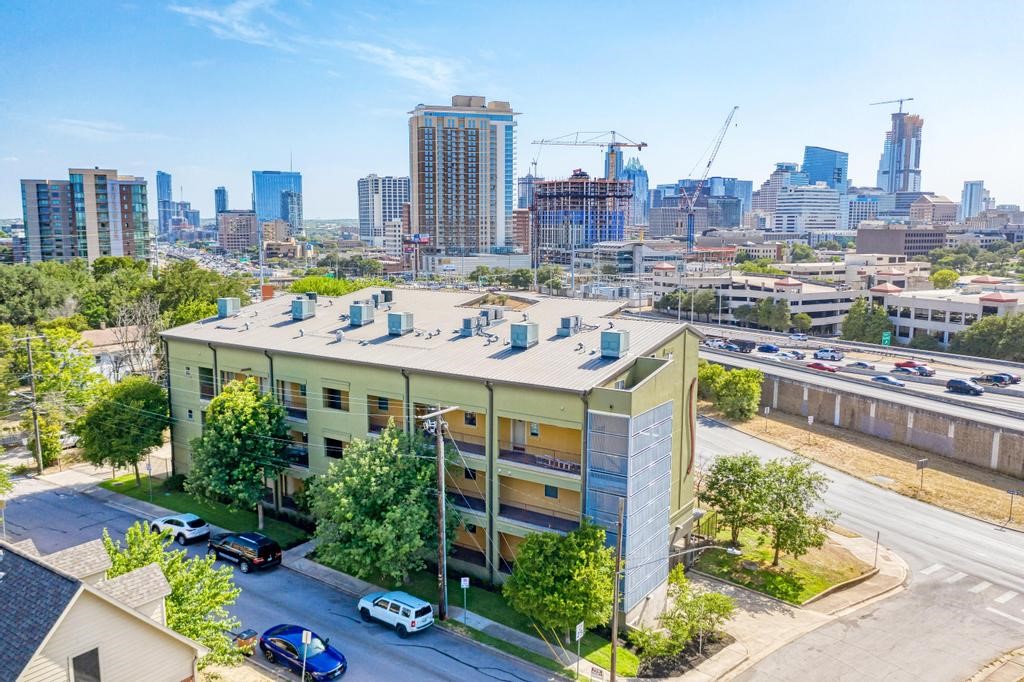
left=698, top=417, right=1024, bottom=681
left=3, top=475, right=552, bottom=682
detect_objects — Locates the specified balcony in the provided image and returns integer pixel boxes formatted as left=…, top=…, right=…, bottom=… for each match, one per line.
left=498, top=502, right=580, bottom=533
left=368, top=415, right=389, bottom=434
left=284, top=444, right=309, bottom=468
left=449, top=491, right=486, bottom=513
left=498, top=443, right=581, bottom=476
left=448, top=432, right=486, bottom=457
left=451, top=545, right=487, bottom=568
left=284, top=405, right=308, bottom=421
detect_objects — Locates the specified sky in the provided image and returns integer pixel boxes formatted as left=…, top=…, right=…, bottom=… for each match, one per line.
left=1, top=0, right=1023, bottom=219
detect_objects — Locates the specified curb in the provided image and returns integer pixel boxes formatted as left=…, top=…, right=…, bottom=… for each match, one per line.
left=800, top=567, right=879, bottom=607
left=437, top=621, right=573, bottom=681
left=697, top=413, right=1024, bottom=536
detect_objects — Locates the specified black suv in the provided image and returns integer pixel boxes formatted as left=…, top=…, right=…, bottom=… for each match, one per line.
left=207, top=532, right=282, bottom=573
left=946, top=378, right=985, bottom=396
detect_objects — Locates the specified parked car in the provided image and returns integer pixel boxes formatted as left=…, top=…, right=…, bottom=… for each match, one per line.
left=259, top=624, right=347, bottom=680
left=790, top=333, right=809, bottom=342
left=207, top=532, right=282, bottom=574
left=973, top=373, right=1012, bottom=386
left=872, top=375, right=905, bottom=387
left=806, top=362, right=839, bottom=373
left=894, top=360, right=926, bottom=369
left=150, top=513, right=210, bottom=546
left=779, top=350, right=806, bottom=360
left=846, top=361, right=876, bottom=370
left=757, top=343, right=780, bottom=353
left=814, top=348, right=845, bottom=361
left=946, top=378, right=985, bottom=396
left=358, top=591, right=435, bottom=637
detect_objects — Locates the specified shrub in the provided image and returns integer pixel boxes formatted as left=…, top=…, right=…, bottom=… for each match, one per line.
left=163, top=473, right=187, bottom=491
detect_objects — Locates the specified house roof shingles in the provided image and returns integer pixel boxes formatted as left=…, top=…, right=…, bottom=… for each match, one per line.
left=97, top=563, right=171, bottom=609
left=43, top=538, right=112, bottom=579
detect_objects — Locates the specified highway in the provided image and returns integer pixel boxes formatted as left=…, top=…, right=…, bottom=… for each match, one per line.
left=697, top=419, right=1024, bottom=682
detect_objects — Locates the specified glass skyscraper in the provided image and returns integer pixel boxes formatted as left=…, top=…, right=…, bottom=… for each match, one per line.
left=876, top=112, right=923, bottom=193
left=215, top=186, right=228, bottom=214
left=802, top=146, right=849, bottom=192
left=156, top=170, right=172, bottom=234
left=620, top=157, right=649, bottom=226
left=251, top=170, right=302, bottom=225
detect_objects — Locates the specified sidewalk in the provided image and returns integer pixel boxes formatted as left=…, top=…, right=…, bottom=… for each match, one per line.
left=970, top=649, right=1024, bottom=682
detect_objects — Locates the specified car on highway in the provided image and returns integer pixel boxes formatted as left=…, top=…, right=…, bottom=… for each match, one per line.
left=790, top=333, right=809, bottom=341
left=727, top=339, right=757, bottom=353
left=846, top=361, right=876, bottom=370
left=894, top=359, right=927, bottom=369
left=259, top=624, right=347, bottom=680
left=150, top=513, right=210, bottom=546
left=778, top=350, right=806, bottom=360
left=813, top=348, right=845, bottom=361
left=358, top=591, right=435, bottom=637
left=1001, top=372, right=1022, bottom=384
left=946, top=378, right=985, bottom=396
left=872, top=375, right=906, bottom=387
left=207, top=532, right=282, bottom=574
left=973, top=373, right=1013, bottom=386
left=892, top=365, right=935, bottom=377
left=757, top=343, right=780, bottom=353
left=806, top=362, right=839, bottom=373
left=722, top=343, right=741, bottom=352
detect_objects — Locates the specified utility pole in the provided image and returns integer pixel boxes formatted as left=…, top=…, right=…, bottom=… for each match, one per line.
left=610, top=497, right=624, bottom=682
left=419, top=405, right=459, bottom=621
left=16, top=336, right=45, bottom=474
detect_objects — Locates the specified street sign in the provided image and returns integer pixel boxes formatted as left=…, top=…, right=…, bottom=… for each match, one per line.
left=301, top=630, right=312, bottom=644
left=916, top=458, right=929, bottom=470
left=807, top=415, right=814, bottom=426
left=591, top=666, right=604, bottom=680
left=575, top=621, right=585, bottom=642
left=763, top=406, right=771, bottom=416
left=461, top=577, right=470, bottom=589
left=881, top=331, right=892, bottom=346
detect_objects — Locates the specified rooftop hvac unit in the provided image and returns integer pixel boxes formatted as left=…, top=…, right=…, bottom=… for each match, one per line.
left=292, top=296, right=316, bottom=321
left=510, top=321, right=539, bottom=349
left=557, top=315, right=583, bottom=337
left=479, top=309, right=494, bottom=325
left=305, top=291, right=318, bottom=301
left=461, top=316, right=482, bottom=337
left=216, top=297, right=241, bottom=319
left=350, top=302, right=374, bottom=326
left=371, top=293, right=381, bottom=308
left=601, top=329, right=630, bottom=359
left=388, top=311, right=414, bottom=336
left=482, top=305, right=505, bottom=320
left=381, top=289, right=394, bottom=303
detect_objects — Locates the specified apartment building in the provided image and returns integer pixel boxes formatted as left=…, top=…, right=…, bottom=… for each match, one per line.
left=910, top=194, right=958, bottom=225
left=162, top=289, right=700, bottom=621
left=217, top=210, right=259, bottom=253
left=856, top=221, right=948, bottom=258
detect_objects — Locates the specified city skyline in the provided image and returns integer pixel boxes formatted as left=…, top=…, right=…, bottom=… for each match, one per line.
left=1, top=1, right=1022, bottom=218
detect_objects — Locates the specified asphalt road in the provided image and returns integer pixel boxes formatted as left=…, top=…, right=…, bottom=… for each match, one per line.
left=697, top=418, right=1024, bottom=681
left=2, top=476, right=552, bottom=682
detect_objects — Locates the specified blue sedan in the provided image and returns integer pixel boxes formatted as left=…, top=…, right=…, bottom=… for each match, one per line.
left=260, top=624, right=346, bottom=680
left=757, top=344, right=780, bottom=353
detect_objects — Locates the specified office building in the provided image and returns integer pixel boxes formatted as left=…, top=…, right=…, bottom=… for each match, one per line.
left=648, top=205, right=707, bottom=238
left=357, top=174, right=410, bottom=242
left=534, top=169, right=632, bottom=263
left=263, top=219, right=291, bottom=242
left=409, top=95, right=518, bottom=255
left=876, top=112, right=924, bottom=193
left=751, top=162, right=809, bottom=215
left=620, top=158, right=649, bottom=226
left=252, top=170, right=302, bottom=225
left=706, top=177, right=753, bottom=215
left=162, top=288, right=700, bottom=621
left=840, top=188, right=895, bottom=228
left=802, top=146, right=849, bottom=192
left=156, top=170, right=173, bottom=235
left=706, top=196, right=742, bottom=228
left=909, top=195, right=957, bottom=225
left=517, top=173, right=543, bottom=210
left=773, top=182, right=841, bottom=232
left=281, top=189, right=303, bottom=235
left=959, top=181, right=988, bottom=221
left=511, top=208, right=532, bottom=253
left=214, top=186, right=228, bottom=214
left=217, top=210, right=259, bottom=253
left=856, top=221, right=948, bottom=258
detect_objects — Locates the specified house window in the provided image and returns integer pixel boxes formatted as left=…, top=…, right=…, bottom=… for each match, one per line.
left=464, top=467, right=477, bottom=480
left=464, top=412, right=477, bottom=427
left=71, top=648, right=101, bottom=682
left=530, top=422, right=540, bottom=437
left=324, top=437, right=345, bottom=459
left=185, top=366, right=191, bottom=377
left=323, top=387, right=350, bottom=411
left=186, top=409, right=194, bottom=421
left=544, top=485, right=558, bottom=499
left=198, top=366, right=215, bottom=401
left=377, top=396, right=389, bottom=411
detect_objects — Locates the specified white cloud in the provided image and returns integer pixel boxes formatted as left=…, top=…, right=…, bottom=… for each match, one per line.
left=168, top=0, right=294, bottom=51
left=329, top=40, right=459, bottom=93
left=1, top=156, right=18, bottom=162
left=47, top=119, right=168, bottom=142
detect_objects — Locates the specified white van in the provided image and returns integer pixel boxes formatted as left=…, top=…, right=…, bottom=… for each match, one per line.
left=814, top=348, right=845, bottom=361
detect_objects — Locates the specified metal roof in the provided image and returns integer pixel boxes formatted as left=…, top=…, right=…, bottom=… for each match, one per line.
left=161, top=289, right=692, bottom=392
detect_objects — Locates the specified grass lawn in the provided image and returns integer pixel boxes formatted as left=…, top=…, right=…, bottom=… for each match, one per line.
left=100, top=474, right=309, bottom=549
left=440, top=621, right=574, bottom=679
left=694, top=528, right=871, bottom=604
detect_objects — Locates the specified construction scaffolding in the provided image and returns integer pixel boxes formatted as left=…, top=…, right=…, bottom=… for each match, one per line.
left=534, top=169, right=633, bottom=264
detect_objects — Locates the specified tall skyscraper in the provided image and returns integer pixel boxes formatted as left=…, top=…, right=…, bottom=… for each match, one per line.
left=215, top=186, right=228, bottom=214
left=802, top=146, right=849, bottom=192
left=156, top=170, right=173, bottom=235
left=517, top=173, right=543, bottom=210
left=357, top=174, right=410, bottom=242
left=751, top=162, right=809, bottom=215
left=876, top=112, right=924, bottom=193
left=251, top=170, right=302, bottom=225
left=534, top=169, right=631, bottom=263
left=409, top=95, right=518, bottom=255
left=706, top=177, right=753, bottom=215
left=772, top=182, right=841, bottom=232
left=20, top=179, right=74, bottom=262
left=959, top=180, right=988, bottom=221
left=620, top=158, right=649, bottom=226
left=604, top=148, right=624, bottom=181
left=280, top=189, right=304, bottom=236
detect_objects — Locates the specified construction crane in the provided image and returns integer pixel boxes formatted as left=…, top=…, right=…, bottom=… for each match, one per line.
left=869, top=97, right=914, bottom=113
left=679, top=105, right=739, bottom=251
left=531, top=131, right=647, bottom=180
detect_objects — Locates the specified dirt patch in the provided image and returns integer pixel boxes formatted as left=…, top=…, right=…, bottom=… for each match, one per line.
left=202, top=662, right=281, bottom=681
left=700, top=403, right=1024, bottom=531
left=635, top=632, right=735, bottom=678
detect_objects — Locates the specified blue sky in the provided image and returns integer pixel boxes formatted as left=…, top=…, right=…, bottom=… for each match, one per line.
left=1, top=0, right=1022, bottom=218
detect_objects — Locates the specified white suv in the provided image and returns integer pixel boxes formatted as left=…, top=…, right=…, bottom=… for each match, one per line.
left=814, top=348, right=845, bottom=361
left=151, top=513, right=211, bottom=545
left=358, top=591, right=434, bottom=637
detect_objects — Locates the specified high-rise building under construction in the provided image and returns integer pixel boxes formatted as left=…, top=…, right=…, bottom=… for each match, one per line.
left=877, top=112, right=924, bottom=193
left=534, top=169, right=632, bottom=264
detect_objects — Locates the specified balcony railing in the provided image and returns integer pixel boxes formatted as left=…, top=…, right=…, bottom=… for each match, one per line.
left=284, top=404, right=307, bottom=420
left=498, top=442, right=581, bottom=475
left=284, top=444, right=309, bottom=468
left=451, top=545, right=487, bottom=568
left=448, top=432, right=486, bottom=457
left=368, top=415, right=390, bottom=434
left=498, top=502, right=580, bottom=533
left=449, top=492, right=486, bottom=513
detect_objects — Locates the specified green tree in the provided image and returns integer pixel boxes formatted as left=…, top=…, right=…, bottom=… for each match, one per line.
left=756, top=298, right=791, bottom=331
left=309, top=424, right=456, bottom=585
left=79, top=265, right=156, bottom=328
left=468, top=265, right=492, bottom=282
left=163, top=298, right=219, bottom=328
left=929, top=269, right=960, bottom=289
left=758, top=458, right=838, bottom=566
left=792, top=312, right=813, bottom=333
left=701, top=453, right=766, bottom=544
left=287, top=275, right=385, bottom=297
left=509, top=268, right=533, bottom=289
left=599, top=263, right=619, bottom=276
left=22, top=413, right=63, bottom=468
left=697, top=361, right=727, bottom=401
left=92, top=255, right=148, bottom=279
left=536, top=264, right=563, bottom=288
left=77, top=376, right=168, bottom=486
left=102, top=522, right=242, bottom=668
left=503, top=521, right=615, bottom=634
left=817, top=240, right=841, bottom=251
left=715, top=368, right=763, bottom=420
left=731, top=304, right=756, bottom=326
left=789, top=243, right=815, bottom=262
left=0, top=264, right=71, bottom=326
left=692, top=289, right=718, bottom=321
left=737, top=259, right=785, bottom=276
left=186, top=378, right=289, bottom=529
left=0, top=462, right=13, bottom=498
left=951, top=313, right=1024, bottom=361
left=907, top=334, right=941, bottom=351
left=155, top=260, right=251, bottom=313
left=840, top=298, right=893, bottom=343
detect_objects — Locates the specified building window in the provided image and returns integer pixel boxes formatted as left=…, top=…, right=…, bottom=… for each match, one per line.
left=198, top=366, right=215, bottom=401
left=464, top=412, right=477, bottom=427
left=186, top=409, right=194, bottom=421
left=529, top=422, right=540, bottom=437
left=464, top=467, right=477, bottom=480
left=324, top=437, right=345, bottom=459
left=615, top=379, right=626, bottom=389
left=71, top=647, right=101, bottom=682
left=466, top=523, right=477, bottom=533
left=323, top=387, right=350, bottom=411
left=184, top=366, right=192, bottom=377
left=544, top=485, right=558, bottom=499
left=377, top=396, right=389, bottom=411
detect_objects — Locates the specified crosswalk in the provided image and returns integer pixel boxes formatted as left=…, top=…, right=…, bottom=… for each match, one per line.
left=918, top=563, right=1023, bottom=625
